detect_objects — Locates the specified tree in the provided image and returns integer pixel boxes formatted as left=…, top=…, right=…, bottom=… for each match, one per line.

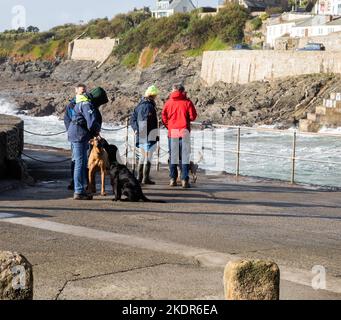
left=26, top=26, right=40, bottom=33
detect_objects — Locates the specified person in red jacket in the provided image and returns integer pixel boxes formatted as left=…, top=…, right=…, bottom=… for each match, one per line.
left=162, top=84, right=197, bottom=188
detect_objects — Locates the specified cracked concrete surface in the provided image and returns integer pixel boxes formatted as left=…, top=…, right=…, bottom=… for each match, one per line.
left=1, top=146, right=341, bottom=300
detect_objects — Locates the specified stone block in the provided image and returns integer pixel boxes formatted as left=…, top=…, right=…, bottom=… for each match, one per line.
left=0, top=251, right=33, bottom=300
left=201, top=51, right=341, bottom=85
left=307, top=112, right=317, bottom=121
left=71, top=39, right=118, bottom=63
left=224, top=259, right=280, bottom=300
left=0, top=114, right=24, bottom=180
left=315, top=106, right=335, bottom=116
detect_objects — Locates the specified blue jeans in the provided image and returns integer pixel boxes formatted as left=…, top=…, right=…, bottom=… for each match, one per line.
left=72, top=141, right=89, bottom=195
left=168, top=138, right=190, bottom=181
left=137, top=142, right=156, bottom=164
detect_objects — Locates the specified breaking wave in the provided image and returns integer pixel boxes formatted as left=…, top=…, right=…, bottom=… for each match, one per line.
left=0, top=99, right=18, bottom=115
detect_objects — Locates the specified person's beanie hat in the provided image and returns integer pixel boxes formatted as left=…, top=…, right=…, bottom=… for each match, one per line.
left=145, top=85, right=159, bottom=97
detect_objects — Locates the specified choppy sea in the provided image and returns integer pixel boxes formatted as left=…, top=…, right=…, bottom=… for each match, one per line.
left=2, top=98, right=341, bottom=188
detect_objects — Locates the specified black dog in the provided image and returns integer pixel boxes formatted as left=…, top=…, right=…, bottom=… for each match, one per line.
left=104, top=143, right=163, bottom=202
left=109, top=164, right=151, bottom=202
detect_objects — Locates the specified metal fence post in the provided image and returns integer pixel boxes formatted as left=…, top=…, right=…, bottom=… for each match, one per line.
left=236, top=127, right=241, bottom=177
left=156, top=141, right=161, bottom=172
left=291, top=130, right=297, bottom=184
left=132, top=133, right=136, bottom=174
left=156, top=120, right=161, bottom=172
left=125, top=118, right=129, bottom=167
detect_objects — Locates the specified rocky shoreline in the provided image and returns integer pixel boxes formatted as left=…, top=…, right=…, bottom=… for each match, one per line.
left=1, top=56, right=341, bottom=128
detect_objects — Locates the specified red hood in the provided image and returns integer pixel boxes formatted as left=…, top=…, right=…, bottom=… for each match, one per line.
left=170, top=91, right=187, bottom=100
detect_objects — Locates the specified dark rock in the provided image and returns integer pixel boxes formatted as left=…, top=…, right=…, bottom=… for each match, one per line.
left=0, top=57, right=340, bottom=129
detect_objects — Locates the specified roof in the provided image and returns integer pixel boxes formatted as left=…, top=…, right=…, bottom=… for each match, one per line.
left=326, top=17, right=341, bottom=26
left=243, top=0, right=266, bottom=9
left=295, top=15, right=329, bottom=27
left=267, top=18, right=310, bottom=27
left=152, top=0, right=196, bottom=13
left=168, top=0, right=196, bottom=10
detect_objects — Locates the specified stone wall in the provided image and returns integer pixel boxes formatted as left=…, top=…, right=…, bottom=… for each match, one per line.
left=69, top=39, right=119, bottom=63
left=298, top=32, right=341, bottom=51
left=201, top=50, right=341, bottom=85
left=0, top=114, right=24, bottom=179
left=275, top=32, right=341, bottom=51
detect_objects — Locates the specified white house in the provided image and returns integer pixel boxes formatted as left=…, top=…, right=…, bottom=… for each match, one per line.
left=314, top=0, right=341, bottom=15
left=266, top=14, right=341, bottom=47
left=290, top=15, right=341, bottom=38
left=151, top=0, right=196, bottom=18
left=266, top=18, right=308, bottom=47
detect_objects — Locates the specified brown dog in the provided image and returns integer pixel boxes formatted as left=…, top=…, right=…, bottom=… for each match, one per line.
left=88, top=137, right=109, bottom=196
left=178, top=161, right=198, bottom=184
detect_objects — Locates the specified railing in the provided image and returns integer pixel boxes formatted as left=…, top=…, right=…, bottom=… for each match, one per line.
left=23, top=117, right=341, bottom=187
left=191, top=123, right=341, bottom=185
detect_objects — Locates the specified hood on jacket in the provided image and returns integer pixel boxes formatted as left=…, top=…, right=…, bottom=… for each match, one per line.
left=169, top=91, right=187, bottom=100
left=76, top=94, right=91, bottom=104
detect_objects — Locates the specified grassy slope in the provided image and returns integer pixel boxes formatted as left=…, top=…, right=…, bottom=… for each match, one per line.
left=0, top=5, right=253, bottom=65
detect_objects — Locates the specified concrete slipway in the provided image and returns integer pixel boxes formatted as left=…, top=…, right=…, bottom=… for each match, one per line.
left=0, top=145, right=340, bottom=300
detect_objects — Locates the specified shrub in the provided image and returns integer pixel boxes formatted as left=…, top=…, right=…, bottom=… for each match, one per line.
left=185, top=14, right=214, bottom=48
left=186, top=37, right=228, bottom=57
left=250, top=17, right=262, bottom=31
left=122, top=52, right=140, bottom=68
left=214, top=4, right=250, bottom=44
left=0, top=5, right=251, bottom=62
left=265, top=7, right=285, bottom=15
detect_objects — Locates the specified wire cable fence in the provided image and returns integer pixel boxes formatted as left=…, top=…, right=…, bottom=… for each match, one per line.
left=202, top=125, right=341, bottom=185
left=22, top=118, right=341, bottom=187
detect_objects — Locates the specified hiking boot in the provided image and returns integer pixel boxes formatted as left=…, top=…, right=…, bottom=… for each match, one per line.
left=142, top=162, right=155, bottom=185
left=67, top=181, right=74, bottom=191
left=73, top=193, right=93, bottom=200
left=169, top=179, right=177, bottom=187
left=181, top=180, right=190, bottom=189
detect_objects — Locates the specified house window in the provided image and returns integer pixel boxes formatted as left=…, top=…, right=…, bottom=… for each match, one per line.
left=158, top=11, right=167, bottom=17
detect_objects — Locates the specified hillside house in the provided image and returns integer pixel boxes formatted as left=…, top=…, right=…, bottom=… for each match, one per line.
left=220, top=0, right=288, bottom=13
left=266, top=13, right=341, bottom=48
left=290, top=15, right=341, bottom=37
left=266, top=13, right=313, bottom=47
left=314, top=0, right=341, bottom=15
left=151, top=0, right=196, bottom=18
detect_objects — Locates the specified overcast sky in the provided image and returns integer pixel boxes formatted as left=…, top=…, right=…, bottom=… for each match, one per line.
left=0, top=0, right=219, bottom=32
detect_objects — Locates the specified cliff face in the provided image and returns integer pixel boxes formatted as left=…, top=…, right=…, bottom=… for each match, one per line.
left=0, top=55, right=340, bottom=128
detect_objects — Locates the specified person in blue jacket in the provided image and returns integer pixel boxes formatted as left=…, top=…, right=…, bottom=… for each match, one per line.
left=130, top=85, right=159, bottom=185
left=64, top=97, right=76, bottom=191
left=67, top=84, right=101, bottom=200
left=64, top=93, right=103, bottom=191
